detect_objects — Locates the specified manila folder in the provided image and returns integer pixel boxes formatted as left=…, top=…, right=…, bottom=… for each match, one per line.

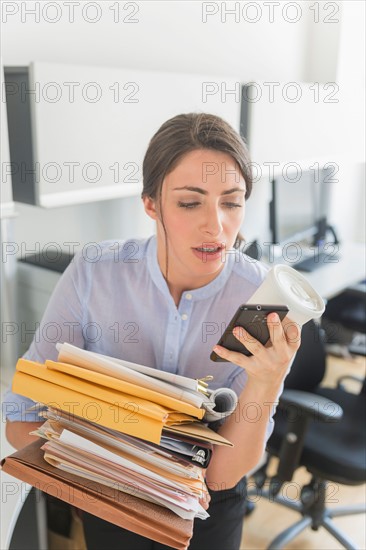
left=1, top=439, right=193, bottom=550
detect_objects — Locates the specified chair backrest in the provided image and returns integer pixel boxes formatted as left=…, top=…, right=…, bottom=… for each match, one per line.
left=284, top=320, right=326, bottom=392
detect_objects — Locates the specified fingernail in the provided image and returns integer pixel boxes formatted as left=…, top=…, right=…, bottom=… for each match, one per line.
left=214, top=345, right=226, bottom=356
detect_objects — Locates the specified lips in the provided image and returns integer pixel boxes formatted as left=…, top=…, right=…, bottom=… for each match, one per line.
left=191, top=243, right=226, bottom=262
left=192, top=243, right=225, bottom=253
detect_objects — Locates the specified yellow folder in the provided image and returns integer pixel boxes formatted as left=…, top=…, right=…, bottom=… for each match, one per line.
left=13, top=359, right=196, bottom=444
left=45, top=360, right=204, bottom=419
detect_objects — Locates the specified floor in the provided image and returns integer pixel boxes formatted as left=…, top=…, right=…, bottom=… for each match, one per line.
left=241, top=353, right=366, bottom=550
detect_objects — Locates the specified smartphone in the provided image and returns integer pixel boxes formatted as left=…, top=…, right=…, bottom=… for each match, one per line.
left=210, top=304, right=289, bottom=362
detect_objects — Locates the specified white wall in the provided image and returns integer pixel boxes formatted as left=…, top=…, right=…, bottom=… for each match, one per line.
left=2, top=0, right=364, bottom=251
left=3, top=2, right=309, bottom=79
left=329, top=0, right=366, bottom=243
left=303, top=2, right=342, bottom=83
left=2, top=0, right=308, bottom=249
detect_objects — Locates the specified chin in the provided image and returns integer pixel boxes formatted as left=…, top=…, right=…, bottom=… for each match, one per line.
left=193, top=258, right=225, bottom=275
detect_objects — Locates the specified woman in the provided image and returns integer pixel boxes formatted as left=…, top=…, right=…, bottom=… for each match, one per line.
left=5, top=113, right=301, bottom=549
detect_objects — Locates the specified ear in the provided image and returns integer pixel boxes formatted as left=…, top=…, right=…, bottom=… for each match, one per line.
left=142, top=195, right=158, bottom=221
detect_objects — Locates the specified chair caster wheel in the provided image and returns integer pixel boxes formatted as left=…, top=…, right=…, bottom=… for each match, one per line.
left=244, top=500, right=256, bottom=517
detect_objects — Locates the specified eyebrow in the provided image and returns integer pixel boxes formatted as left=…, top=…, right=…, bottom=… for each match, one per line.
left=172, top=186, right=246, bottom=196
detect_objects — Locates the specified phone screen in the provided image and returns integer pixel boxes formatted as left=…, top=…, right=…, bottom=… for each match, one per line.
left=210, top=304, right=289, bottom=362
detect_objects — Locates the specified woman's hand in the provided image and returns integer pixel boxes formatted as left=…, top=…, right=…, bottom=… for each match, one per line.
left=207, top=315, right=301, bottom=487
left=212, top=313, right=301, bottom=389
left=199, top=490, right=211, bottom=511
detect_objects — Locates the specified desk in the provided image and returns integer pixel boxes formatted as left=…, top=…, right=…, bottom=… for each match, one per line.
left=1, top=379, right=48, bottom=550
left=264, top=241, right=365, bottom=301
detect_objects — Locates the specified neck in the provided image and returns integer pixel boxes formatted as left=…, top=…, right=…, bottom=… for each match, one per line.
left=168, top=286, right=183, bottom=308
left=163, top=264, right=225, bottom=308
left=155, top=236, right=226, bottom=306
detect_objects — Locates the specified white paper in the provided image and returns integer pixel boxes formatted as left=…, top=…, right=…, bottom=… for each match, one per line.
left=59, top=429, right=193, bottom=493
left=56, top=342, right=239, bottom=421
left=56, top=342, right=205, bottom=408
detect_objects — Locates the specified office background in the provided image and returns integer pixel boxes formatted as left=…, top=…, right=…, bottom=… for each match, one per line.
left=2, top=1, right=365, bottom=370
left=2, top=0, right=365, bottom=248
left=1, top=2, right=365, bottom=549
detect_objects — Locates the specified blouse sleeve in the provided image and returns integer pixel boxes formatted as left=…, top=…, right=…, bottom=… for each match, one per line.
left=3, top=252, right=89, bottom=422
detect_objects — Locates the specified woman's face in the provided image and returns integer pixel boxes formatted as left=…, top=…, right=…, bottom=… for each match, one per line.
left=143, top=148, right=246, bottom=289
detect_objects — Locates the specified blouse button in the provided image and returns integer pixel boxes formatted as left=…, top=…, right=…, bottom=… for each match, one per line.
left=181, top=314, right=188, bottom=321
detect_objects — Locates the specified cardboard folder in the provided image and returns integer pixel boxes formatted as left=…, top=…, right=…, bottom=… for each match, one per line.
left=1, top=439, right=193, bottom=550
left=45, top=360, right=205, bottom=419
left=13, top=359, right=233, bottom=446
left=13, top=360, right=198, bottom=444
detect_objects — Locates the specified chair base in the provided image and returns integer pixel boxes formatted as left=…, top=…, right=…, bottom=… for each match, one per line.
left=248, top=479, right=366, bottom=550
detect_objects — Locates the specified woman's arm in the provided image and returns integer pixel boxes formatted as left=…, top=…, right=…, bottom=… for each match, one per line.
left=6, top=420, right=44, bottom=451
left=205, top=314, right=301, bottom=489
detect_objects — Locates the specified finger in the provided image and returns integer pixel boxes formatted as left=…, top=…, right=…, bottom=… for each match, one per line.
left=282, top=317, right=302, bottom=349
left=266, top=312, right=286, bottom=348
left=233, top=325, right=267, bottom=357
left=212, top=344, right=250, bottom=368
left=199, top=496, right=210, bottom=511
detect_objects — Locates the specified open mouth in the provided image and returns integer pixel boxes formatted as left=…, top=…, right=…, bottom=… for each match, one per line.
left=192, top=243, right=225, bottom=254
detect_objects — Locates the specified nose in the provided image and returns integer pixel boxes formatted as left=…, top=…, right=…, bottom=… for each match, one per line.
left=200, top=203, right=223, bottom=238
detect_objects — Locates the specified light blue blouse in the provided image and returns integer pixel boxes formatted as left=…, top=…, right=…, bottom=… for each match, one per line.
left=4, top=235, right=270, bottom=425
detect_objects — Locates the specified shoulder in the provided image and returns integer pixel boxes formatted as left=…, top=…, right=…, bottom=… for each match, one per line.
left=58, top=237, right=153, bottom=292
left=67, top=236, right=152, bottom=275
left=82, top=236, right=152, bottom=265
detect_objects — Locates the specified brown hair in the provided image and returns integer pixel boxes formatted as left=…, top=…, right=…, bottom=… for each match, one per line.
left=141, top=113, right=253, bottom=280
left=141, top=113, right=252, bottom=204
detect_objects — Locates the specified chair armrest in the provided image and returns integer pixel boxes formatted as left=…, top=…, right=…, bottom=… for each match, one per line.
left=280, top=389, right=343, bottom=422
left=337, top=375, right=365, bottom=393
left=269, top=390, right=343, bottom=489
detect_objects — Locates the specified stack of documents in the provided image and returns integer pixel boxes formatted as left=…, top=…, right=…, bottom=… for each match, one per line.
left=30, top=407, right=209, bottom=520
left=1, top=439, right=195, bottom=550
left=12, top=342, right=238, bottom=444
left=2, top=343, right=238, bottom=549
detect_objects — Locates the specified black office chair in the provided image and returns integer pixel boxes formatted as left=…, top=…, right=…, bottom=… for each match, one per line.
left=322, top=283, right=366, bottom=355
left=248, top=320, right=366, bottom=550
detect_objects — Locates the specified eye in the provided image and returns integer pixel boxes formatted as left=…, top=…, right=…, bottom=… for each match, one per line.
left=178, top=201, right=201, bottom=209
left=223, top=202, right=242, bottom=209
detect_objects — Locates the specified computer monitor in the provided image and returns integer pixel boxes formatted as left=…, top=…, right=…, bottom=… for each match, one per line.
left=269, top=167, right=333, bottom=247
